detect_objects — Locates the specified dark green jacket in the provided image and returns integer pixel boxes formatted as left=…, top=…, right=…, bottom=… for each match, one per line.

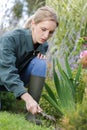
left=0, top=29, right=48, bottom=98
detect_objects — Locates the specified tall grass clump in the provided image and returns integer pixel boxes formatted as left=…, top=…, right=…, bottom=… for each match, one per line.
left=43, top=56, right=83, bottom=118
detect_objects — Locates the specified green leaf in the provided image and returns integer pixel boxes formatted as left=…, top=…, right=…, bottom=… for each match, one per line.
left=58, top=72, right=75, bottom=110
left=75, top=64, right=82, bottom=82
left=43, top=94, right=63, bottom=117
left=65, top=55, right=72, bottom=79
left=53, top=59, right=61, bottom=96
left=62, top=71, right=76, bottom=98
left=44, top=83, right=58, bottom=103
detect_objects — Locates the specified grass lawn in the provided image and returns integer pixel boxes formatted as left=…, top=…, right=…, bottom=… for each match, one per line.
left=0, top=111, right=54, bottom=130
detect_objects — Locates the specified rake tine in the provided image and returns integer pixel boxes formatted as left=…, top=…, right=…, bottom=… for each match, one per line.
left=39, top=111, right=56, bottom=122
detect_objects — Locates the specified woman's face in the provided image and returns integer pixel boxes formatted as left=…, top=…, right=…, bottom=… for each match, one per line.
left=31, top=20, right=57, bottom=44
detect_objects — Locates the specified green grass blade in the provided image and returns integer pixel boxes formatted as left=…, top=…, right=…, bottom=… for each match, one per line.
left=65, top=55, right=72, bottom=79
left=62, top=71, right=76, bottom=98
left=75, top=64, right=82, bottom=82
left=73, top=64, right=82, bottom=92
left=58, top=75, right=75, bottom=110
left=43, top=94, right=63, bottom=117
left=44, top=83, right=58, bottom=103
left=53, top=59, right=61, bottom=96
left=56, top=58, right=75, bottom=97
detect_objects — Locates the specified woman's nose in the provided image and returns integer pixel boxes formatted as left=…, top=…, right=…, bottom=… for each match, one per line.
left=44, top=32, right=49, bottom=39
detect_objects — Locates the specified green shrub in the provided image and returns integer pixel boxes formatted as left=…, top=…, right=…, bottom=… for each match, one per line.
left=60, top=96, right=87, bottom=130
left=0, top=92, right=25, bottom=112
left=0, top=111, right=51, bottom=130
left=0, top=92, right=16, bottom=110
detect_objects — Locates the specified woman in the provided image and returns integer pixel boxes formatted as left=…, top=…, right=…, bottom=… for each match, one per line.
left=0, top=6, right=58, bottom=123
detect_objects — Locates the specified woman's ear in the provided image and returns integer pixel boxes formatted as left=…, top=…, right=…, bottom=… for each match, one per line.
left=31, top=19, right=36, bottom=30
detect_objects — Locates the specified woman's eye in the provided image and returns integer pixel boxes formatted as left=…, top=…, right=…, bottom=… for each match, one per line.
left=41, top=28, right=46, bottom=31
left=49, top=31, right=54, bottom=35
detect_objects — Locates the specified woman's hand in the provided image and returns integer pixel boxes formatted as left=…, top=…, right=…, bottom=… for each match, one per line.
left=21, top=92, right=42, bottom=114
left=26, top=98, right=42, bottom=115
left=37, top=53, right=47, bottom=59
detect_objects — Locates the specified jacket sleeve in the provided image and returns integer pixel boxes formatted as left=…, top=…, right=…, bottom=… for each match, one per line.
left=0, top=36, right=27, bottom=98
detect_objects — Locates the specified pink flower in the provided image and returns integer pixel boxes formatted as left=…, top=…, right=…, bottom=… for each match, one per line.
left=80, top=50, right=87, bottom=59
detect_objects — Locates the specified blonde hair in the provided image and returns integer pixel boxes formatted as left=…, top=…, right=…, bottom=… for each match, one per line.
left=24, top=6, right=59, bottom=29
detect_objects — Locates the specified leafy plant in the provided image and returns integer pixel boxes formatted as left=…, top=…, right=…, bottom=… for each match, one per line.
left=43, top=56, right=82, bottom=117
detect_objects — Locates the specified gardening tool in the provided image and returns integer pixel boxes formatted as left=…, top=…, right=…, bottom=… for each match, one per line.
left=38, top=111, right=56, bottom=122
left=38, top=111, right=57, bottom=130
